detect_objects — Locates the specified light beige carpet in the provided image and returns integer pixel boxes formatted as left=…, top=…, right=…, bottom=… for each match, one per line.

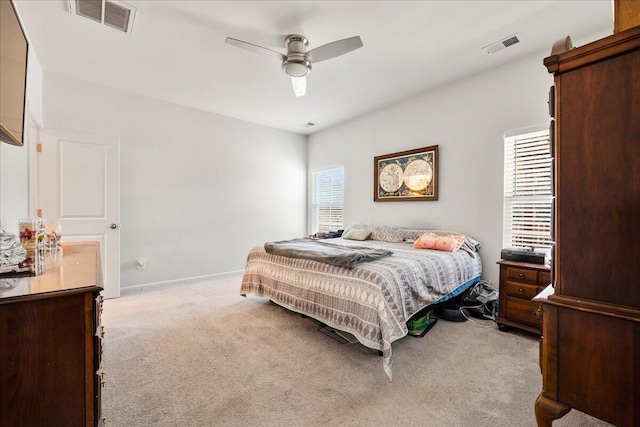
left=102, top=273, right=612, bottom=427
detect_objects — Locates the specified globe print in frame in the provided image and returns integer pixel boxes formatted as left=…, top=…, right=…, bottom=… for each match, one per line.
left=374, top=145, right=438, bottom=201
left=404, top=159, right=432, bottom=192
left=379, top=163, right=404, bottom=193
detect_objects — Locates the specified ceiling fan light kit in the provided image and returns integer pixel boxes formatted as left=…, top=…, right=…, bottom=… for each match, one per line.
left=291, top=77, right=306, bottom=97
left=282, top=35, right=311, bottom=78
left=225, top=33, right=363, bottom=96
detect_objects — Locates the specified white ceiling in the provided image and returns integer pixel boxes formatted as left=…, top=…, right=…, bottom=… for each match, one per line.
left=14, top=0, right=613, bottom=135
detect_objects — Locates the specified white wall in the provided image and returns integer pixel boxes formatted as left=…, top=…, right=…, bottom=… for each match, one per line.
left=0, top=45, right=43, bottom=232
left=43, top=72, right=307, bottom=289
left=309, top=52, right=556, bottom=286
left=0, top=141, right=27, bottom=232
left=25, top=44, right=43, bottom=125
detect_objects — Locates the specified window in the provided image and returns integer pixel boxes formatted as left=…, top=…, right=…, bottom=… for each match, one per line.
left=312, top=166, right=344, bottom=233
left=503, top=129, right=553, bottom=251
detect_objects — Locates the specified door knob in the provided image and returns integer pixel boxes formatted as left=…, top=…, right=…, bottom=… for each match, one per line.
left=110, top=223, right=119, bottom=230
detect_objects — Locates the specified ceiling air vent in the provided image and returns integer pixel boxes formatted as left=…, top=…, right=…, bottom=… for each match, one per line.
left=482, top=33, right=521, bottom=54
left=69, top=0, right=137, bottom=34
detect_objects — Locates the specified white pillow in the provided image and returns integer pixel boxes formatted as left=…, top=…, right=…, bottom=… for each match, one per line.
left=342, top=228, right=372, bottom=241
left=342, top=222, right=372, bottom=236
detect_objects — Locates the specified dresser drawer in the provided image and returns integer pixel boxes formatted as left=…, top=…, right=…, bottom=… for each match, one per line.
left=506, top=296, right=541, bottom=328
left=506, top=282, right=540, bottom=299
left=506, top=267, right=538, bottom=285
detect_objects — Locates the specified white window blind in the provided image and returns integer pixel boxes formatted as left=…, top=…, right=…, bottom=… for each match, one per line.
left=503, top=129, right=553, bottom=251
left=312, top=166, right=344, bottom=233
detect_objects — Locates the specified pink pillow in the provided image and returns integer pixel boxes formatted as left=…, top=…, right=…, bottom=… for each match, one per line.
left=413, top=232, right=464, bottom=252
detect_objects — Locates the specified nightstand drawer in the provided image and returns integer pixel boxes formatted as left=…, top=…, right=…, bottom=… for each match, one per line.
left=506, top=282, right=539, bottom=299
left=506, top=267, right=538, bottom=285
left=506, top=296, right=541, bottom=328
left=539, top=271, right=551, bottom=286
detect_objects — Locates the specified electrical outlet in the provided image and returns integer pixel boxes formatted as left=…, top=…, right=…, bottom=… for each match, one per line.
left=136, top=258, right=145, bottom=270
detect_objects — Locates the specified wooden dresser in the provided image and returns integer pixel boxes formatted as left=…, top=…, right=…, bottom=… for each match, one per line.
left=0, top=242, right=104, bottom=427
left=496, top=260, right=550, bottom=335
left=534, top=26, right=640, bottom=426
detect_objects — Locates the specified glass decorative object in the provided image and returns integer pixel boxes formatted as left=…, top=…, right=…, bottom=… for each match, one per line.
left=44, top=219, right=62, bottom=252
left=18, top=218, right=45, bottom=275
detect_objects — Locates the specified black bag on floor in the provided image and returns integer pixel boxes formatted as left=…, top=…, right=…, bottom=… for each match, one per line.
left=460, top=280, right=498, bottom=320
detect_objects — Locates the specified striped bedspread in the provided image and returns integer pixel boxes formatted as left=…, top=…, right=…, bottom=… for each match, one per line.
left=240, top=237, right=482, bottom=379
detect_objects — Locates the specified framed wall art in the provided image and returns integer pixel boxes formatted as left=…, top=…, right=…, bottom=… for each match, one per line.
left=374, top=145, right=438, bottom=202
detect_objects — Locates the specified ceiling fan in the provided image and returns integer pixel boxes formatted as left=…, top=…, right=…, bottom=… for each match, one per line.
left=225, top=34, right=363, bottom=97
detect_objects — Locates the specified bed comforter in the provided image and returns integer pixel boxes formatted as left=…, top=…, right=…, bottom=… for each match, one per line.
left=240, top=236, right=482, bottom=379
left=264, top=238, right=393, bottom=268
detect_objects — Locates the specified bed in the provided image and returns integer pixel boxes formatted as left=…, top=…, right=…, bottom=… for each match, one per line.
left=240, top=223, right=483, bottom=379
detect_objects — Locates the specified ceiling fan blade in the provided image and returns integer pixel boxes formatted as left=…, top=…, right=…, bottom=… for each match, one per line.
left=225, top=37, right=285, bottom=61
left=307, top=36, right=363, bottom=63
left=291, top=76, right=306, bottom=97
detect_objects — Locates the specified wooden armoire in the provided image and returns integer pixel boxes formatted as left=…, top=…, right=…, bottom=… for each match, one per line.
left=534, top=26, right=640, bottom=426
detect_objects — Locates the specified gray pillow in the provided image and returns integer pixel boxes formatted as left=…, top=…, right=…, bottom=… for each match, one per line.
left=402, top=229, right=430, bottom=242
left=342, top=228, right=372, bottom=241
left=370, top=225, right=404, bottom=243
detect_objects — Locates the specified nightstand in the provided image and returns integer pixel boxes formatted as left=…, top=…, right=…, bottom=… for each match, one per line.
left=496, top=259, right=550, bottom=335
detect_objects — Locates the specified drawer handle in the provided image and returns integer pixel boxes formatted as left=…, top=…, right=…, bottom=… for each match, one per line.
left=518, top=273, right=525, bottom=279
left=518, top=288, right=525, bottom=294
left=532, top=310, right=541, bottom=320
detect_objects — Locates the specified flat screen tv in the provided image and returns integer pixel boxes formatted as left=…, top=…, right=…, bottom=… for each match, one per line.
left=0, top=0, right=28, bottom=146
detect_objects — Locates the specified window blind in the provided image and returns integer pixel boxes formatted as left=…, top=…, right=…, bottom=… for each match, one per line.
left=312, top=167, right=344, bottom=233
left=503, top=130, right=553, bottom=251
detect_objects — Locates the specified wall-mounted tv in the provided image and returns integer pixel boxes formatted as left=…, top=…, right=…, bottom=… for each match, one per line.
left=0, top=0, right=28, bottom=146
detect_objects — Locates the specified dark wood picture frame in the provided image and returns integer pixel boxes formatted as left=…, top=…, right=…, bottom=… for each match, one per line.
left=374, top=145, right=438, bottom=202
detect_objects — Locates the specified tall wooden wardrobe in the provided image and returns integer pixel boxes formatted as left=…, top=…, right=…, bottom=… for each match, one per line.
left=534, top=26, right=640, bottom=426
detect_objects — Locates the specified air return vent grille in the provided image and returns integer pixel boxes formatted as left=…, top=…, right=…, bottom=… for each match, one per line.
left=483, top=33, right=521, bottom=54
left=69, top=0, right=137, bottom=34
left=76, top=0, right=102, bottom=23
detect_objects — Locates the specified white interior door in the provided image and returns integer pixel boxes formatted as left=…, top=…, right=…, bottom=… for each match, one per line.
left=38, top=129, right=120, bottom=298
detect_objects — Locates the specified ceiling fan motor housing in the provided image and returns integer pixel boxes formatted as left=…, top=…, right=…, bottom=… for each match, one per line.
left=282, top=34, right=311, bottom=77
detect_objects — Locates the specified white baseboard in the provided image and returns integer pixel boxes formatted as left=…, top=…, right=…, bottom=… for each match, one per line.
left=120, top=270, right=244, bottom=296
